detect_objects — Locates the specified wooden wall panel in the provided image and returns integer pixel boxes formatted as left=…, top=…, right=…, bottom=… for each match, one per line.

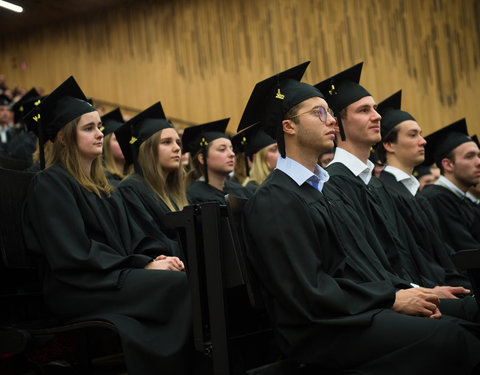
left=0, top=0, right=479, bottom=136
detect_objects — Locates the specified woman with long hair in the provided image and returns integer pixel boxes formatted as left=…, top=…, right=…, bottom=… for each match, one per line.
left=101, top=107, right=127, bottom=186
left=22, top=77, right=192, bottom=375
left=115, top=102, right=188, bottom=256
left=183, top=119, right=251, bottom=204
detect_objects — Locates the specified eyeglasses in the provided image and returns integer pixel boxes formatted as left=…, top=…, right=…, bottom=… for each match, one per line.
left=287, top=106, right=335, bottom=123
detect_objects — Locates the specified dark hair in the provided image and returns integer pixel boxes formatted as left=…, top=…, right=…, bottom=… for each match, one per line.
left=436, top=150, right=456, bottom=175
left=376, top=126, right=400, bottom=164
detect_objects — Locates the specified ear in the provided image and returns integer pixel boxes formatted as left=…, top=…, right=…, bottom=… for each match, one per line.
left=441, top=157, right=454, bottom=173
left=282, top=119, right=296, bottom=135
left=383, top=141, right=395, bottom=154
left=333, top=117, right=341, bottom=135
left=197, top=152, right=204, bottom=166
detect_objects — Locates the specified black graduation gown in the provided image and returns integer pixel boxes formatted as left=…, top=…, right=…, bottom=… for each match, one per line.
left=116, top=173, right=182, bottom=258
left=22, top=165, right=192, bottom=375
left=187, top=179, right=252, bottom=205
left=418, top=184, right=480, bottom=252
left=326, top=163, right=437, bottom=287
left=105, top=170, right=123, bottom=187
left=242, top=169, right=480, bottom=374
left=379, top=170, right=470, bottom=288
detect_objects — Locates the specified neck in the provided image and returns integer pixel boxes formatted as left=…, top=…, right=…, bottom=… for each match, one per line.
left=207, top=170, right=227, bottom=191
left=285, top=145, right=319, bottom=173
left=337, top=141, right=370, bottom=164
left=386, top=158, right=413, bottom=175
left=115, top=159, right=125, bottom=174
left=80, top=158, right=93, bottom=177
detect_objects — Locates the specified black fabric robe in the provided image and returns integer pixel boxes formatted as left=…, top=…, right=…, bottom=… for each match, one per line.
left=419, top=184, right=480, bottom=252
left=379, top=170, right=470, bottom=288
left=326, top=163, right=439, bottom=287
left=242, top=169, right=480, bottom=374
left=116, top=173, right=182, bottom=258
left=187, top=179, right=252, bottom=204
left=105, top=170, right=123, bottom=187
left=22, top=164, right=192, bottom=375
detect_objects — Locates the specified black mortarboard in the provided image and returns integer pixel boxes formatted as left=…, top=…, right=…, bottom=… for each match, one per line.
left=238, top=61, right=323, bottom=157
left=232, top=123, right=275, bottom=158
left=376, top=90, right=416, bottom=138
left=182, top=118, right=230, bottom=155
left=23, top=76, right=95, bottom=169
left=182, top=118, right=230, bottom=184
left=24, top=76, right=95, bottom=142
left=471, top=135, right=479, bottom=147
left=100, top=107, right=124, bottom=136
left=0, top=94, right=11, bottom=107
left=413, top=165, right=432, bottom=179
left=115, top=102, right=171, bottom=166
left=12, top=88, right=41, bottom=124
left=423, top=118, right=473, bottom=166
left=231, top=122, right=276, bottom=176
left=314, top=62, right=370, bottom=141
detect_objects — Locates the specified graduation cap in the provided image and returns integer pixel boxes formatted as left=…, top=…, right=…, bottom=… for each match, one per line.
left=182, top=118, right=230, bottom=184
left=237, top=61, right=323, bottom=158
left=0, top=94, right=12, bottom=107
left=24, top=76, right=95, bottom=142
left=12, top=88, right=41, bottom=124
left=231, top=122, right=276, bottom=176
left=472, top=135, right=479, bottom=147
left=23, top=76, right=95, bottom=169
left=376, top=90, right=416, bottom=138
left=423, top=118, right=473, bottom=166
left=100, top=107, right=124, bottom=136
left=314, top=62, right=371, bottom=141
left=115, top=102, right=171, bottom=167
left=413, top=165, right=432, bottom=179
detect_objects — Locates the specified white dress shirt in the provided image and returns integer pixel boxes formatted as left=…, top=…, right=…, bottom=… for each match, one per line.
left=383, top=165, right=420, bottom=196
left=330, top=147, right=374, bottom=185
left=276, top=156, right=329, bottom=192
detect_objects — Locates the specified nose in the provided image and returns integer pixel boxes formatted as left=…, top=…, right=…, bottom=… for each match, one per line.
left=419, top=136, right=426, bottom=146
left=96, top=127, right=104, bottom=139
left=372, top=109, right=382, bottom=121
left=326, top=112, right=336, bottom=127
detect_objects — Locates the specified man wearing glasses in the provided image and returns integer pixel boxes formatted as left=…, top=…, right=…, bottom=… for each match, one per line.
left=238, top=62, right=480, bottom=374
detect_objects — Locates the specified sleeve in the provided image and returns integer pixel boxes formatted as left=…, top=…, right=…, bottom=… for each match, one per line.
left=22, top=172, right=153, bottom=290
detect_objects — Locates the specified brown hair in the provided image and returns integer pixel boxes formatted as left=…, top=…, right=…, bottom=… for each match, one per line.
left=376, top=126, right=400, bottom=164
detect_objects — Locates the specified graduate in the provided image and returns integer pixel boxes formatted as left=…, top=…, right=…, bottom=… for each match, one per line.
left=231, top=124, right=278, bottom=190
left=375, top=91, right=470, bottom=288
left=316, top=63, right=449, bottom=289
left=418, top=119, right=480, bottom=252
left=22, top=77, right=192, bottom=375
left=100, top=107, right=127, bottom=186
left=183, top=119, right=251, bottom=204
left=238, top=62, right=480, bottom=374
left=115, top=102, right=187, bottom=258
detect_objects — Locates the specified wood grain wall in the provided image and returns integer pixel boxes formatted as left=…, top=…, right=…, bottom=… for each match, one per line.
left=1, top=0, right=479, bottom=136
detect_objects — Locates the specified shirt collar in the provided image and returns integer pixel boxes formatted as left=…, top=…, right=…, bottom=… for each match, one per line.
left=466, top=192, right=480, bottom=204
left=276, top=156, right=329, bottom=192
left=330, top=147, right=374, bottom=185
left=434, top=175, right=467, bottom=199
left=384, top=165, right=420, bottom=196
